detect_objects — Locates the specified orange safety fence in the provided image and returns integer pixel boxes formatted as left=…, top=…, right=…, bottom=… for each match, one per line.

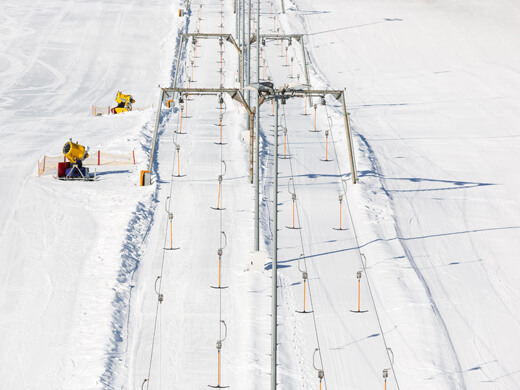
left=91, top=104, right=154, bottom=116
left=37, top=150, right=136, bottom=176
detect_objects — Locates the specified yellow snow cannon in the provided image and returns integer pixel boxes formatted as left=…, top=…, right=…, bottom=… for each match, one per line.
left=111, top=91, right=135, bottom=114
left=63, top=139, right=89, bottom=164
left=58, top=139, right=93, bottom=180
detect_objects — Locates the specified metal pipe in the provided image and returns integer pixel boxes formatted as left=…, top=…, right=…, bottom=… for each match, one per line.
left=300, top=39, right=313, bottom=106
left=254, top=0, right=260, bottom=251
left=236, top=0, right=240, bottom=82
left=271, top=97, right=279, bottom=390
left=173, top=35, right=185, bottom=89
left=247, top=0, right=251, bottom=129
left=148, top=88, right=165, bottom=173
left=249, top=107, right=255, bottom=183
left=241, top=0, right=246, bottom=95
left=341, top=92, right=357, bottom=183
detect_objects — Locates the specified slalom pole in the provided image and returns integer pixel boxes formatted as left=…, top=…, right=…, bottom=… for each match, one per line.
left=219, top=113, right=223, bottom=144
left=177, top=145, right=181, bottom=176
left=211, top=232, right=228, bottom=289
left=320, top=130, right=332, bottom=161
left=217, top=178, right=221, bottom=209
left=218, top=251, right=222, bottom=287
left=178, top=102, right=184, bottom=132
left=350, top=271, right=368, bottom=313
left=313, top=349, right=324, bottom=390
left=211, top=167, right=226, bottom=210
left=209, top=320, right=229, bottom=388
left=358, top=272, right=361, bottom=311
left=292, top=194, right=295, bottom=228
left=164, top=197, right=180, bottom=250
left=325, top=131, right=328, bottom=159
left=296, top=255, right=313, bottom=314
left=340, top=196, right=342, bottom=229
left=286, top=178, right=301, bottom=230
left=333, top=194, right=348, bottom=230
left=314, top=104, right=317, bottom=130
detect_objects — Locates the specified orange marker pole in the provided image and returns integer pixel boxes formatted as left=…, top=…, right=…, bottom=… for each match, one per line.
left=217, top=350, right=221, bottom=386
left=325, top=138, right=329, bottom=160
left=177, top=150, right=180, bottom=176
left=170, top=220, right=173, bottom=249
left=340, top=201, right=342, bottom=229
left=303, top=279, right=307, bottom=312
left=358, top=279, right=361, bottom=311
left=314, top=106, right=317, bottom=130
left=218, top=255, right=222, bottom=287
left=217, top=181, right=221, bottom=209
left=219, top=116, right=223, bottom=144
left=283, top=133, right=287, bottom=157
left=180, top=108, right=183, bottom=130
left=292, top=199, right=295, bottom=228
left=281, top=40, right=284, bottom=56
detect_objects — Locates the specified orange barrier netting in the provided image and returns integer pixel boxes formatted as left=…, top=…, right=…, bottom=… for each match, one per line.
left=91, top=104, right=154, bottom=116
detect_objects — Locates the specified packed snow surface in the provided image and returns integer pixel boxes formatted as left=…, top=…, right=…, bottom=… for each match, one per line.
left=1, top=0, right=519, bottom=389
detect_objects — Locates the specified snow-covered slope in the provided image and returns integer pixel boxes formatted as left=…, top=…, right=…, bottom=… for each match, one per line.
left=287, top=0, right=520, bottom=388
left=0, top=1, right=177, bottom=387
left=1, top=0, right=520, bottom=389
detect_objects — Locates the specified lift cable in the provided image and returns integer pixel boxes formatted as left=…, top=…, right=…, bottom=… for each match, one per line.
left=323, top=102, right=401, bottom=389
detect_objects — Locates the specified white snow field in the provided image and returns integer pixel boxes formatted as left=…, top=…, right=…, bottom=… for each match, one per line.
left=1, top=0, right=520, bottom=389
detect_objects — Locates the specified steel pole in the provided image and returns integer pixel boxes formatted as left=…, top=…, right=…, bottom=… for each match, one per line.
left=271, top=97, right=279, bottom=390
left=341, top=92, right=357, bottom=183
left=254, top=0, right=260, bottom=251
left=241, top=0, right=245, bottom=95
left=247, top=0, right=251, bottom=129
left=148, top=88, right=165, bottom=173
left=236, top=0, right=240, bottom=84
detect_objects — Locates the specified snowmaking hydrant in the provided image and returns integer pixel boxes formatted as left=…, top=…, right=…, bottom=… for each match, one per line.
left=57, top=139, right=94, bottom=180
left=111, top=91, right=135, bottom=114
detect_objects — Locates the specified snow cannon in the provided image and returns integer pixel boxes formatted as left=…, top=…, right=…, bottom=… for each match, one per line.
left=63, top=140, right=89, bottom=164
left=57, top=139, right=94, bottom=181
left=111, top=91, right=135, bottom=114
